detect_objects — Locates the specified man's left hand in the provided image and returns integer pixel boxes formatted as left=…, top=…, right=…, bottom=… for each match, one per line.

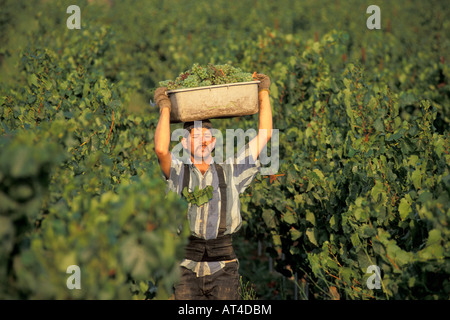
left=252, top=72, right=271, bottom=93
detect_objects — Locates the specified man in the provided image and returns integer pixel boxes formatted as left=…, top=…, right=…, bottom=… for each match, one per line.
left=154, top=73, right=272, bottom=300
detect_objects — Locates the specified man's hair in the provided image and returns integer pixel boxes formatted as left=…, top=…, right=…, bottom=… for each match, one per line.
left=183, top=119, right=213, bottom=132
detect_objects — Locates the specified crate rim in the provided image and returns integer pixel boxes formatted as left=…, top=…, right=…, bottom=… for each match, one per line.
left=166, top=80, right=260, bottom=94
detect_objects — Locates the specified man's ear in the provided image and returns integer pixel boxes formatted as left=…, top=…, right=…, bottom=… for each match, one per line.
left=181, top=136, right=188, bottom=150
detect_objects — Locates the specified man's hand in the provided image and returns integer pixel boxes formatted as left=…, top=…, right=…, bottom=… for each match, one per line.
left=252, top=73, right=271, bottom=93
left=154, top=87, right=171, bottom=111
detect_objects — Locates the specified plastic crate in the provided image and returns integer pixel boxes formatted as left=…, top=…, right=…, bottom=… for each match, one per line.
left=167, top=81, right=260, bottom=123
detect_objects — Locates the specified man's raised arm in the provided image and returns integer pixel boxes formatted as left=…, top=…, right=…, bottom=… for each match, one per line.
left=249, top=73, right=273, bottom=162
left=154, top=87, right=172, bottom=179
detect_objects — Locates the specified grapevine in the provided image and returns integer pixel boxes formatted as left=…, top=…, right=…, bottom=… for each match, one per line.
left=0, top=0, right=448, bottom=301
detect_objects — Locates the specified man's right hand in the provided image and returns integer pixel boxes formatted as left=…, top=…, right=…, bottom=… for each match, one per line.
left=154, top=87, right=171, bottom=112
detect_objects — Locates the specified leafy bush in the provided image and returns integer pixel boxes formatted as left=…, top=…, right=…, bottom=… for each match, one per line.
left=1, top=0, right=448, bottom=300
left=241, top=32, right=449, bottom=299
left=0, top=16, right=189, bottom=299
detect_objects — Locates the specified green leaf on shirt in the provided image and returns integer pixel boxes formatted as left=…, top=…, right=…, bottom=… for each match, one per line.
left=182, top=185, right=214, bottom=207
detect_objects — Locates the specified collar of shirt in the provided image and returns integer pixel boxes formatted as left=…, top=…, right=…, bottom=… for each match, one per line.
left=185, top=155, right=215, bottom=164
left=185, top=156, right=216, bottom=174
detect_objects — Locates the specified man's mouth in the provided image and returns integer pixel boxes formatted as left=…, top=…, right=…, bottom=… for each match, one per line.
left=195, top=146, right=207, bottom=155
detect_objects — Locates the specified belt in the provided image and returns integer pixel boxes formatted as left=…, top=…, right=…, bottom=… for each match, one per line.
left=184, top=235, right=236, bottom=262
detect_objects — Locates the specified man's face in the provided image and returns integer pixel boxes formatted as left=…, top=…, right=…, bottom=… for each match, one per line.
left=184, top=127, right=216, bottom=161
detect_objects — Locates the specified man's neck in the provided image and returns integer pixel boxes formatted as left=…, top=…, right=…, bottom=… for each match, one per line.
left=191, top=155, right=212, bottom=175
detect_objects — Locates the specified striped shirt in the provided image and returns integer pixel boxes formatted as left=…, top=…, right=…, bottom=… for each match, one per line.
left=163, top=144, right=260, bottom=277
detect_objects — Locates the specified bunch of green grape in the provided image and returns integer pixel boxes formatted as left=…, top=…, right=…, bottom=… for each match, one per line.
left=182, top=185, right=213, bottom=207
left=159, top=63, right=253, bottom=90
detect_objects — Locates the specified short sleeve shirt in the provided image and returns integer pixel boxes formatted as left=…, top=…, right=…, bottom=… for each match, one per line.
left=163, top=143, right=261, bottom=276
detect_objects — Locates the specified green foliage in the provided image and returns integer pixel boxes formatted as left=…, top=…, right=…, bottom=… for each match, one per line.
left=1, top=0, right=449, bottom=300
left=0, top=6, right=189, bottom=299
left=239, top=276, right=257, bottom=300
left=182, top=185, right=213, bottom=207
left=159, top=63, right=253, bottom=90
left=242, top=31, right=449, bottom=300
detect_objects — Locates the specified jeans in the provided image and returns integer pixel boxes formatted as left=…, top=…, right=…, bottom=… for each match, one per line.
left=174, top=261, right=240, bottom=300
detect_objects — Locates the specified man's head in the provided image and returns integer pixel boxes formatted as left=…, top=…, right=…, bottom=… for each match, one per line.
left=181, top=120, right=216, bottom=162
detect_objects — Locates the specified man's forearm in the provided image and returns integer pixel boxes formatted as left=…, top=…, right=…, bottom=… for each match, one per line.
left=155, top=108, right=171, bottom=156
left=249, top=90, right=272, bottom=161
left=258, top=90, right=272, bottom=140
